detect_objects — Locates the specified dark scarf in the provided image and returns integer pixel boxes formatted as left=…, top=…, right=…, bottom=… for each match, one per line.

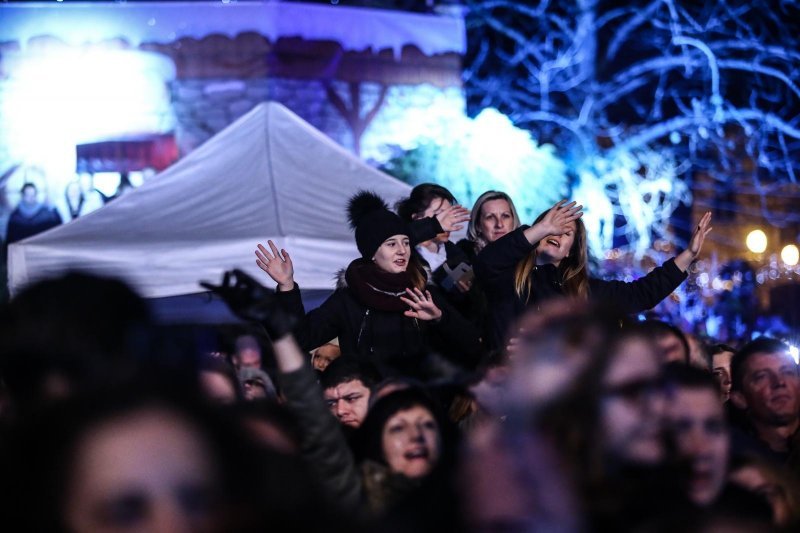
left=345, top=259, right=417, bottom=312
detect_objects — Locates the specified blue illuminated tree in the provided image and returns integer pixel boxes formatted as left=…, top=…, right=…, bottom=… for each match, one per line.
left=465, top=0, right=800, bottom=253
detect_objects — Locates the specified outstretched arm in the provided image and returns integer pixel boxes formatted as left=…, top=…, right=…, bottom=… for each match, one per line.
left=255, top=240, right=295, bottom=292
left=200, top=270, right=363, bottom=510
left=674, top=211, right=713, bottom=272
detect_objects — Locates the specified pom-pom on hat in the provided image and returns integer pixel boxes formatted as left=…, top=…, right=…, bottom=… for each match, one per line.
left=348, top=191, right=409, bottom=259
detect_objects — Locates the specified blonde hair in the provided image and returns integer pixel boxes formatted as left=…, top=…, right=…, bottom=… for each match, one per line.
left=513, top=211, right=590, bottom=302
left=467, top=191, right=521, bottom=253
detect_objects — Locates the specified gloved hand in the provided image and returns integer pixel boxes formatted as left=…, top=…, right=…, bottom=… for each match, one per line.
left=200, top=269, right=296, bottom=340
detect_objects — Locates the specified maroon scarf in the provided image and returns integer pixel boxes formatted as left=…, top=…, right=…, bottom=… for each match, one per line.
left=345, top=259, right=418, bottom=312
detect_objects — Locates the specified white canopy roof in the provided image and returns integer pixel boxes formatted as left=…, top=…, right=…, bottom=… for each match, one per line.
left=8, top=102, right=411, bottom=298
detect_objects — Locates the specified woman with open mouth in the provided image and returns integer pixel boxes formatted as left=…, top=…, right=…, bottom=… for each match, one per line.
left=474, top=199, right=713, bottom=350
left=254, top=190, right=482, bottom=378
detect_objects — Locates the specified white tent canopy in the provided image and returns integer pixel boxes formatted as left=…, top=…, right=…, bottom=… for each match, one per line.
left=8, top=102, right=411, bottom=298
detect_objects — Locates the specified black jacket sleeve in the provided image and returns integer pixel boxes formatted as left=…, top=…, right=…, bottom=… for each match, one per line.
left=408, top=217, right=445, bottom=246
left=471, top=227, right=535, bottom=349
left=278, top=363, right=363, bottom=512
left=589, top=258, right=687, bottom=314
left=473, top=226, right=534, bottom=292
left=275, top=285, right=344, bottom=353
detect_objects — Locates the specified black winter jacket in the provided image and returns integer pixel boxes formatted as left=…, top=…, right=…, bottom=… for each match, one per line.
left=275, top=281, right=482, bottom=377
left=474, top=226, right=688, bottom=348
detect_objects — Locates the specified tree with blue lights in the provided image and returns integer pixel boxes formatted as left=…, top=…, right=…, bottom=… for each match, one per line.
left=464, top=0, right=800, bottom=255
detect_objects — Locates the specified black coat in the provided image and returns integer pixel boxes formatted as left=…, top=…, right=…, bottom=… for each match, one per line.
left=276, top=282, right=482, bottom=377
left=474, top=226, right=688, bottom=348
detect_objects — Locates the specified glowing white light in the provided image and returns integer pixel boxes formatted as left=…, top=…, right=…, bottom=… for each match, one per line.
left=781, top=244, right=799, bottom=266
left=0, top=49, right=175, bottom=192
left=789, top=345, right=799, bottom=365
left=746, top=229, right=768, bottom=254
left=381, top=105, right=567, bottom=221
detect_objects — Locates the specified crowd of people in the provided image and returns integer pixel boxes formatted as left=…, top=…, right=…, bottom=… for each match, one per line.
left=1, top=183, right=798, bottom=532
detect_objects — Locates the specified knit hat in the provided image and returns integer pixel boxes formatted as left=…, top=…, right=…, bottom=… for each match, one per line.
left=348, top=191, right=409, bottom=259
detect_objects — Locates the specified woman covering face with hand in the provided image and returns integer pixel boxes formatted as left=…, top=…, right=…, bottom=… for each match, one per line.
left=255, top=191, right=481, bottom=378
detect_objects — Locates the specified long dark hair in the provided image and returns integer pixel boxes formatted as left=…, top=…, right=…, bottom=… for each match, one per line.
left=514, top=208, right=589, bottom=302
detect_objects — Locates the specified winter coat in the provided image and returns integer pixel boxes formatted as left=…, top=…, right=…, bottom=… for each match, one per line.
left=474, top=225, right=688, bottom=348
left=275, top=273, right=482, bottom=377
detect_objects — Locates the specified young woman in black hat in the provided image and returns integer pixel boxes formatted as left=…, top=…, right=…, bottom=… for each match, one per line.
left=255, top=191, right=482, bottom=377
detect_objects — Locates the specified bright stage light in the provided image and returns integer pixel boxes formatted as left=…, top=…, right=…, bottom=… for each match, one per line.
left=746, top=229, right=768, bottom=254
left=0, top=48, right=175, bottom=191
left=781, top=244, right=799, bottom=266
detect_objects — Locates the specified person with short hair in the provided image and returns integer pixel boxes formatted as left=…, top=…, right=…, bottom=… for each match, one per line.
left=320, top=358, right=379, bottom=429
left=729, top=337, right=800, bottom=469
left=663, top=364, right=730, bottom=507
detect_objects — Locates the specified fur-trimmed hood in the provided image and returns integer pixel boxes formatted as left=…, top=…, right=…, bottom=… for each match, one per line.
left=334, top=268, right=348, bottom=290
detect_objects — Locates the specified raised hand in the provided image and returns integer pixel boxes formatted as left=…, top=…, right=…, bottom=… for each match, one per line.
left=436, top=204, right=470, bottom=232
left=675, top=211, right=713, bottom=272
left=688, top=211, right=713, bottom=257
left=255, top=240, right=295, bottom=291
left=538, top=200, right=583, bottom=236
left=199, top=269, right=295, bottom=339
left=400, top=287, right=443, bottom=322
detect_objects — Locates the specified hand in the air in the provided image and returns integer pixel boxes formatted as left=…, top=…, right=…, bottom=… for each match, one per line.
left=436, top=204, right=470, bottom=232
left=688, top=211, right=713, bottom=258
left=400, top=287, right=443, bottom=321
left=255, top=240, right=294, bottom=291
left=674, top=211, right=713, bottom=272
left=538, top=200, right=583, bottom=236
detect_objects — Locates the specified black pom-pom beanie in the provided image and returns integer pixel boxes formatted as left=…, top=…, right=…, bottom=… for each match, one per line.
left=348, top=191, right=409, bottom=259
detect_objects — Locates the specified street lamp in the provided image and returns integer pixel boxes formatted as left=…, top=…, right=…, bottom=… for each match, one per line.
left=746, top=229, right=768, bottom=254
left=781, top=244, right=799, bottom=267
